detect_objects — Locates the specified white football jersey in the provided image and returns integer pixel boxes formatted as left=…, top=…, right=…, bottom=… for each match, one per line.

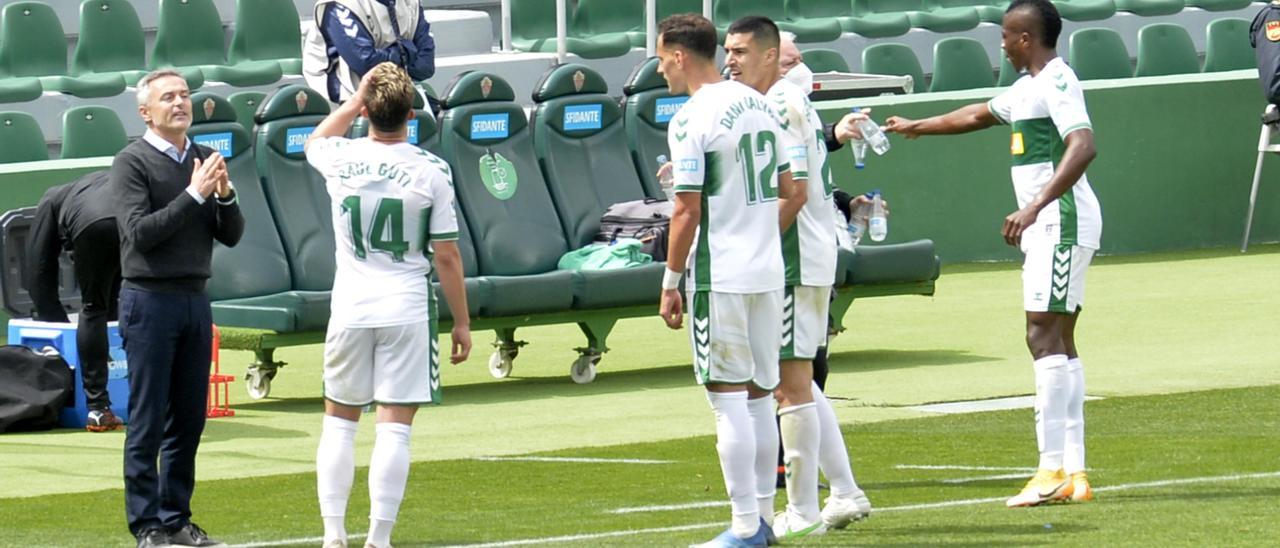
left=668, top=80, right=789, bottom=294
left=769, top=78, right=837, bottom=287
left=307, top=137, right=459, bottom=328
left=988, top=57, right=1102, bottom=250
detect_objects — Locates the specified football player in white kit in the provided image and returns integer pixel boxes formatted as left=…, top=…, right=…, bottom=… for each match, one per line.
left=885, top=0, right=1101, bottom=507
left=305, top=63, right=472, bottom=548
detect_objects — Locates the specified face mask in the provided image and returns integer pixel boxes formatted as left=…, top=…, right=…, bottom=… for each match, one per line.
left=784, top=62, right=815, bottom=95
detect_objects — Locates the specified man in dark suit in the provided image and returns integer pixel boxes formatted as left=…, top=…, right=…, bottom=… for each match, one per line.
left=112, top=69, right=245, bottom=548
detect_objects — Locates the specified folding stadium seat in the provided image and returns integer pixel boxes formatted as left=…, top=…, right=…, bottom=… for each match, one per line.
left=152, top=0, right=283, bottom=86
left=1134, top=23, right=1200, bottom=76
left=227, top=91, right=266, bottom=134
left=73, top=0, right=205, bottom=89
left=1051, top=0, right=1118, bottom=22
left=0, top=111, right=48, bottom=163
left=573, top=0, right=646, bottom=49
left=930, top=37, right=995, bottom=91
left=437, top=72, right=575, bottom=316
left=622, top=57, right=686, bottom=200
left=1185, top=0, right=1254, bottom=11
left=0, top=76, right=41, bottom=104
left=1068, top=28, right=1133, bottom=80
left=60, top=106, right=127, bottom=159
left=803, top=48, right=852, bottom=73
left=997, top=55, right=1022, bottom=86
left=511, top=0, right=633, bottom=59
left=842, top=0, right=914, bottom=37
left=0, top=2, right=125, bottom=98
left=530, top=64, right=665, bottom=309
left=932, top=0, right=1011, bottom=25
left=862, top=43, right=926, bottom=92
left=854, top=0, right=982, bottom=34
left=714, top=0, right=844, bottom=43
left=1114, top=0, right=1186, bottom=17
left=784, top=0, right=864, bottom=38
left=1203, top=18, right=1255, bottom=72
left=228, top=0, right=304, bottom=75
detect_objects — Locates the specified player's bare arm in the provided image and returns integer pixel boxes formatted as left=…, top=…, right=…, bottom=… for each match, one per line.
left=1003, top=129, right=1097, bottom=246
left=884, top=102, right=1000, bottom=139
left=660, top=191, right=700, bottom=330
left=777, top=170, right=806, bottom=232
left=305, top=72, right=373, bottom=151
left=432, top=240, right=472, bottom=364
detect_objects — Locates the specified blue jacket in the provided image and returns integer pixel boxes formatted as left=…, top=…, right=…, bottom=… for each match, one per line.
left=320, top=0, right=435, bottom=101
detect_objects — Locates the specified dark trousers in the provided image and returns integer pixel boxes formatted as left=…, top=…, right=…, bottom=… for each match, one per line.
left=72, top=219, right=121, bottom=410
left=119, top=287, right=212, bottom=536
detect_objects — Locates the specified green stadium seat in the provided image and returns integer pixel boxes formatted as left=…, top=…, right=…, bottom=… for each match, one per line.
left=931, top=37, right=995, bottom=92
left=152, top=0, right=283, bottom=86
left=0, top=77, right=41, bottom=103
left=1114, top=0, right=1186, bottom=17
left=1203, top=18, right=1255, bottom=72
left=1134, top=23, right=1200, bottom=77
left=1068, top=28, right=1133, bottom=80
left=0, top=111, right=48, bottom=163
left=784, top=0, right=861, bottom=39
left=622, top=57, right=686, bottom=200
left=531, top=64, right=664, bottom=309
left=437, top=72, right=575, bottom=316
left=714, top=0, right=844, bottom=43
left=1052, top=0, right=1118, bottom=22
left=0, top=2, right=125, bottom=98
left=932, top=0, right=1011, bottom=25
left=74, top=0, right=205, bottom=89
left=573, top=0, right=646, bottom=48
left=997, top=55, right=1021, bottom=86
left=803, top=48, right=852, bottom=73
left=228, top=0, right=304, bottom=75
left=842, top=0, right=913, bottom=37
left=227, top=91, right=266, bottom=134
left=862, top=43, right=926, bottom=92
left=1186, top=0, right=1253, bottom=10
left=252, top=85, right=337, bottom=292
left=60, top=106, right=127, bottom=159
left=855, top=0, right=982, bottom=34
left=511, top=0, right=633, bottom=59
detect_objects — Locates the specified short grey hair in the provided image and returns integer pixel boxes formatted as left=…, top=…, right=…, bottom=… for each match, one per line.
left=779, top=31, right=797, bottom=43
left=135, top=69, right=186, bottom=106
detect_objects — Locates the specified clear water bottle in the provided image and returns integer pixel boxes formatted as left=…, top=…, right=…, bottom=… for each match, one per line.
left=868, top=190, right=888, bottom=242
left=656, top=154, right=675, bottom=200
left=851, top=139, right=867, bottom=169
left=851, top=107, right=891, bottom=156
left=848, top=198, right=872, bottom=246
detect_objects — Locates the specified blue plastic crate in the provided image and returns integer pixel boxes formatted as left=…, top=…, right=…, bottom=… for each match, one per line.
left=6, top=319, right=129, bottom=428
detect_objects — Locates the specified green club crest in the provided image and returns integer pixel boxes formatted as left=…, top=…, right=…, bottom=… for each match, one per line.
left=479, top=150, right=518, bottom=200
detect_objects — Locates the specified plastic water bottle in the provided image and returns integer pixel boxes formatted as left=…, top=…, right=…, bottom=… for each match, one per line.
left=868, top=190, right=888, bottom=242
left=851, top=107, right=891, bottom=156
left=848, top=199, right=872, bottom=246
left=656, top=154, right=675, bottom=200
left=851, top=139, right=867, bottom=169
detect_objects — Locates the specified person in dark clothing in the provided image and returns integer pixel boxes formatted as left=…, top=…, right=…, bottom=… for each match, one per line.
left=114, top=69, right=244, bottom=548
left=26, top=171, right=123, bottom=432
left=303, top=0, right=436, bottom=103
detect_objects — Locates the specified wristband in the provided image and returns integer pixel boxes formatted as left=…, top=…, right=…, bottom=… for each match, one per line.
left=661, top=268, right=683, bottom=290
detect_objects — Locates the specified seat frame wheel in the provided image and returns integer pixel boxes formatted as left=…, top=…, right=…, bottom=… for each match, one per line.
left=570, top=352, right=600, bottom=384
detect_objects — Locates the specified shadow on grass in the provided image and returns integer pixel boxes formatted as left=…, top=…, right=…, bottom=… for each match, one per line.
left=201, top=416, right=310, bottom=442
left=827, top=348, right=1002, bottom=373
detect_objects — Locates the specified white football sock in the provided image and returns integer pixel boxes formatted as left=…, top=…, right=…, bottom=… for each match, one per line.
left=317, top=415, right=358, bottom=544
left=367, top=422, right=412, bottom=546
left=811, top=382, right=860, bottom=497
left=706, top=391, right=759, bottom=539
left=746, top=395, right=778, bottom=524
left=1033, top=354, right=1070, bottom=471
left=1064, top=357, right=1087, bottom=474
left=779, top=402, right=821, bottom=522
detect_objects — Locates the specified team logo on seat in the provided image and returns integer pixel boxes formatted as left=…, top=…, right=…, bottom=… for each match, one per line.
left=573, top=70, right=586, bottom=92
left=479, top=149, right=518, bottom=200
left=481, top=76, right=493, bottom=98
left=202, top=98, right=215, bottom=120
left=295, top=90, right=308, bottom=113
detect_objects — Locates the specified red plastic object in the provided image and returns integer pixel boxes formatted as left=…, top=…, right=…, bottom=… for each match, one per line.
left=207, top=325, right=236, bottom=418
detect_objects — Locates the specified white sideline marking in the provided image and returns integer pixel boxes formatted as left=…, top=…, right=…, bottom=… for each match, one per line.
left=608, top=501, right=730, bottom=514
left=232, top=533, right=366, bottom=547
left=941, top=472, right=1034, bottom=484
left=896, top=464, right=1037, bottom=472
left=230, top=471, right=1280, bottom=548
left=470, top=456, right=675, bottom=464
left=910, top=395, right=1103, bottom=415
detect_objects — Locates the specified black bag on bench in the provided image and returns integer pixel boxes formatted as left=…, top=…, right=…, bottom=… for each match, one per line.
left=594, top=198, right=673, bottom=262
left=0, top=345, right=72, bottom=433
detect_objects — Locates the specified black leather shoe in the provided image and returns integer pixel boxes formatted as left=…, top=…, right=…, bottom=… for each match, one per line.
left=169, top=523, right=226, bottom=547
left=136, top=528, right=172, bottom=548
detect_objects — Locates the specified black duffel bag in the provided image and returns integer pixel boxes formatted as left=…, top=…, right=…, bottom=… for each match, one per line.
left=0, top=345, right=72, bottom=433
left=594, top=198, right=673, bottom=262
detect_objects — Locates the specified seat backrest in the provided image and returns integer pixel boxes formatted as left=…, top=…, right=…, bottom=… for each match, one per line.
left=857, top=0, right=929, bottom=15
left=997, top=55, right=1020, bottom=86
left=0, top=112, right=48, bottom=163
left=229, top=0, right=303, bottom=64
left=152, top=0, right=228, bottom=68
left=0, top=2, right=68, bottom=78
left=1203, top=18, right=1254, bottom=73
left=714, top=0, right=787, bottom=24
left=787, top=0, right=854, bottom=19
left=1134, top=23, right=1200, bottom=77
left=803, top=48, right=851, bottom=73
left=227, top=90, right=267, bottom=134
left=437, top=71, right=571, bottom=276
left=932, top=0, right=1006, bottom=8
left=659, top=0, right=706, bottom=19
left=532, top=64, right=648, bottom=249
left=512, top=0, right=568, bottom=41
left=930, top=37, right=995, bottom=92
left=862, top=43, right=925, bottom=91
left=573, top=0, right=642, bottom=35
left=253, top=85, right=335, bottom=291
left=73, top=0, right=146, bottom=76
left=623, top=57, right=687, bottom=199
left=60, top=107, right=127, bottom=159
left=349, top=90, right=440, bottom=152
left=188, top=92, right=292, bottom=301
left=1068, top=28, right=1132, bottom=80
